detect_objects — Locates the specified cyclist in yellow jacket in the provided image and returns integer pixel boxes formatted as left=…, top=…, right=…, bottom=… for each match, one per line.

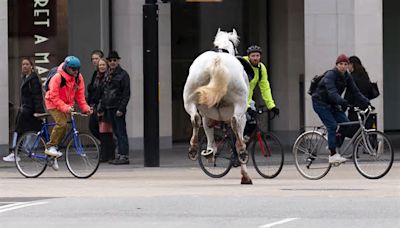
left=230, top=45, right=280, bottom=167
left=243, top=45, right=279, bottom=115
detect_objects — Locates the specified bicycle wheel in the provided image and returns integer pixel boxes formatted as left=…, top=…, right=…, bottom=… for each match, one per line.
left=293, top=131, right=331, bottom=180
left=66, top=133, right=100, bottom=178
left=15, top=131, right=47, bottom=178
left=353, top=130, right=394, bottom=179
left=251, top=132, right=284, bottom=178
left=198, top=133, right=233, bottom=178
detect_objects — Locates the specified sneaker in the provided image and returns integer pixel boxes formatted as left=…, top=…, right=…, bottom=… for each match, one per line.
left=51, top=158, right=59, bottom=171
left=45, top=146, right=63, bottom=158
left=109, top=156, right=130, bottom=165
left=3, top=153, right=20, bottom=162
left=329, top=153, right=347, bottom=164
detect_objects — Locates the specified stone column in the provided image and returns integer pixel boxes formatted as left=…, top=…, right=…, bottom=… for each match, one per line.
left=113, top=0, right=172, bottom=149
left=304, top=0, right=383, bottom=129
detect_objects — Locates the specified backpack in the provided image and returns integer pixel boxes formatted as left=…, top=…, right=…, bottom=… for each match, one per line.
left=43, top=67, right=79, bottom=92
left=307, top=70, right=330, bottom=95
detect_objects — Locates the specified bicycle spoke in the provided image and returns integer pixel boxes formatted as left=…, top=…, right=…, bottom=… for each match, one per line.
left=66, top=133, right=100, bottom=178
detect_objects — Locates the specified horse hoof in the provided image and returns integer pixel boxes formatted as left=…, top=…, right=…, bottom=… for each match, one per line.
left=188, top=148, right=198, bottom=161
left=241, top=177, right=253, bottom=185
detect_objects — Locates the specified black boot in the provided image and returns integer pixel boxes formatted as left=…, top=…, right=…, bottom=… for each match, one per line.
left=99, top=133, right=109, bottom=162
left=103, top=133, right=116, bottom=161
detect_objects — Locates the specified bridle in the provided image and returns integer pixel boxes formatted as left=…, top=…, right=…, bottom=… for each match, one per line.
left=213, top=40, right=238, bottom=55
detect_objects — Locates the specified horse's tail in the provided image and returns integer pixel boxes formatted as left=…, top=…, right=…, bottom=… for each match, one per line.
left=195, top=56, right=230, bottom=108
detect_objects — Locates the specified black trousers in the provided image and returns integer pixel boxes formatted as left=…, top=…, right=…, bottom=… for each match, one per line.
left=89, top=113, right=100, bottom=140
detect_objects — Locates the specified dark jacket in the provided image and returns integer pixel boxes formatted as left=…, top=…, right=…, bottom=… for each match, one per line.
left=15, top=72, right=44, bottom=134
left=100, top=65, right=130, bottom=113
left=344, top=70, right=372, bottom=105
left=312, top=68, right=369, bottom=107
left=87, top=70, right=107, bottom=110
left=20, top=72, right=45, bottom=114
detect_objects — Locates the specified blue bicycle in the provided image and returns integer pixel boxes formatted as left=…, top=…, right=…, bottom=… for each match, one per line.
left=14, top=112, right=100, bottom=178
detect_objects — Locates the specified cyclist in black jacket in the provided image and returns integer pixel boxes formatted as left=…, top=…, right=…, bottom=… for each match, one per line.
left=311, top=54, right=369, bottom=164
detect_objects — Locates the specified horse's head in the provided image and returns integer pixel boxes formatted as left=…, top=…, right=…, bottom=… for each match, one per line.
left=213, top=28, right=239, bottom=56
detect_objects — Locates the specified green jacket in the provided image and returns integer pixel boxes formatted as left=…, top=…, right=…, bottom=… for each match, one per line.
left=243, top=56, right=276, bottom=109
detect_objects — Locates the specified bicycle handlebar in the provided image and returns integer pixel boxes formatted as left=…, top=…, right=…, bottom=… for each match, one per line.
left=255, top=107, right=279, bottom=120
left=71, top=111, right=88, bottom=117
left=33, top=112, right=89, bottom=118
left=352, top=105, right=375, bottom=115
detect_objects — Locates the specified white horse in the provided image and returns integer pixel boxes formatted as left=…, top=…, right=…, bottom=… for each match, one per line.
left=183, top=28, right=252, bottom=184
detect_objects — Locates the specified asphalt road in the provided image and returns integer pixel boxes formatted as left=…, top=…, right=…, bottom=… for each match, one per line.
left=1, top=158, right=399, bottom=228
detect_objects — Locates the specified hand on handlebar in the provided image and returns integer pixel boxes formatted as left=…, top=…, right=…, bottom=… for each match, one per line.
left=270, top=107, right=280, bottom=116
left=67, top=106, right=75, bottom=113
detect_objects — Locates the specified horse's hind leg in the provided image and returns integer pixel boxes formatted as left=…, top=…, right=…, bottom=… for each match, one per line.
left=201, top=116, right=216, bottom=157
left=185, top=104, right=201, bottom=161
left=231, top=109, right=252, bottom=185
left=231, top=114, right=248, bottom=164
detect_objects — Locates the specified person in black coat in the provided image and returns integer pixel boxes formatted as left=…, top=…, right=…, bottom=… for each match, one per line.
left=87, top=58, right=116, bottom=162
left=99, top=51, right=131, bottom=165
left=87, top=50, right=104, bottom=140
left=344, top=56, right=376, bottom=135
left=3, top=58, right=45, bottom=162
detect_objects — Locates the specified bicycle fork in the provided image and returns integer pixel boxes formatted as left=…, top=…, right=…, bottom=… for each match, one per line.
left=257, top=132, right=271, bottom=157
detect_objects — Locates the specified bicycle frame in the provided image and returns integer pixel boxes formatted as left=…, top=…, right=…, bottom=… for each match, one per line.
left=27, top=112, right=85, bottom=161
left=247, top=108, right=275, bottom=157
left=320, top=107, right=376, bottom=158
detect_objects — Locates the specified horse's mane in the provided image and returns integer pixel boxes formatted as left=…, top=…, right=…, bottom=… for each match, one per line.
left=213, top=29, right=239, bottom=52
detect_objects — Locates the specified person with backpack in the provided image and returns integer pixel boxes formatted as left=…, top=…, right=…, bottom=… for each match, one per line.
left=227, top=45, right=280, bottom=167
left=3, top=58, right=45, bottom=162
left=242, top=45, right=279, bottom=139
left=44, top=56, right=92, bottom=170
left=311, top=54, right=369, bottom=164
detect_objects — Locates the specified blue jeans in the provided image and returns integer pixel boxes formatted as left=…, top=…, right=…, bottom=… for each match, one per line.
left=106, top=108, right=129, bottom=157
left=312, top=98, right=349, bottom=151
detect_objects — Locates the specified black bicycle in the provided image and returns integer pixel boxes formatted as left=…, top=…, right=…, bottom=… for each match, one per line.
left=198, top=108, right=284, bottom=178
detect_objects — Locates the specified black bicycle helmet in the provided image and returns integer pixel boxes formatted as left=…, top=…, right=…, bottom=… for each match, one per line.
left=246, top=45, right=262, bottom=55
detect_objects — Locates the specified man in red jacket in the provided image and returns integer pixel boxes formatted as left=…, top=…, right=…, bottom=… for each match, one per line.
left=45, top=56, right=92, bottom=169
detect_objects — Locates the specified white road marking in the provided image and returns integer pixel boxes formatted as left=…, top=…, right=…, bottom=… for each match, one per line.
left=0, top=201, right=48, bottom=213
left=259, top=218, right=299, bottom=228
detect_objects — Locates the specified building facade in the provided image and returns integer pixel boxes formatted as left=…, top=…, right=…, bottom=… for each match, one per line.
left=1, top=0, right=399, bottom=154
